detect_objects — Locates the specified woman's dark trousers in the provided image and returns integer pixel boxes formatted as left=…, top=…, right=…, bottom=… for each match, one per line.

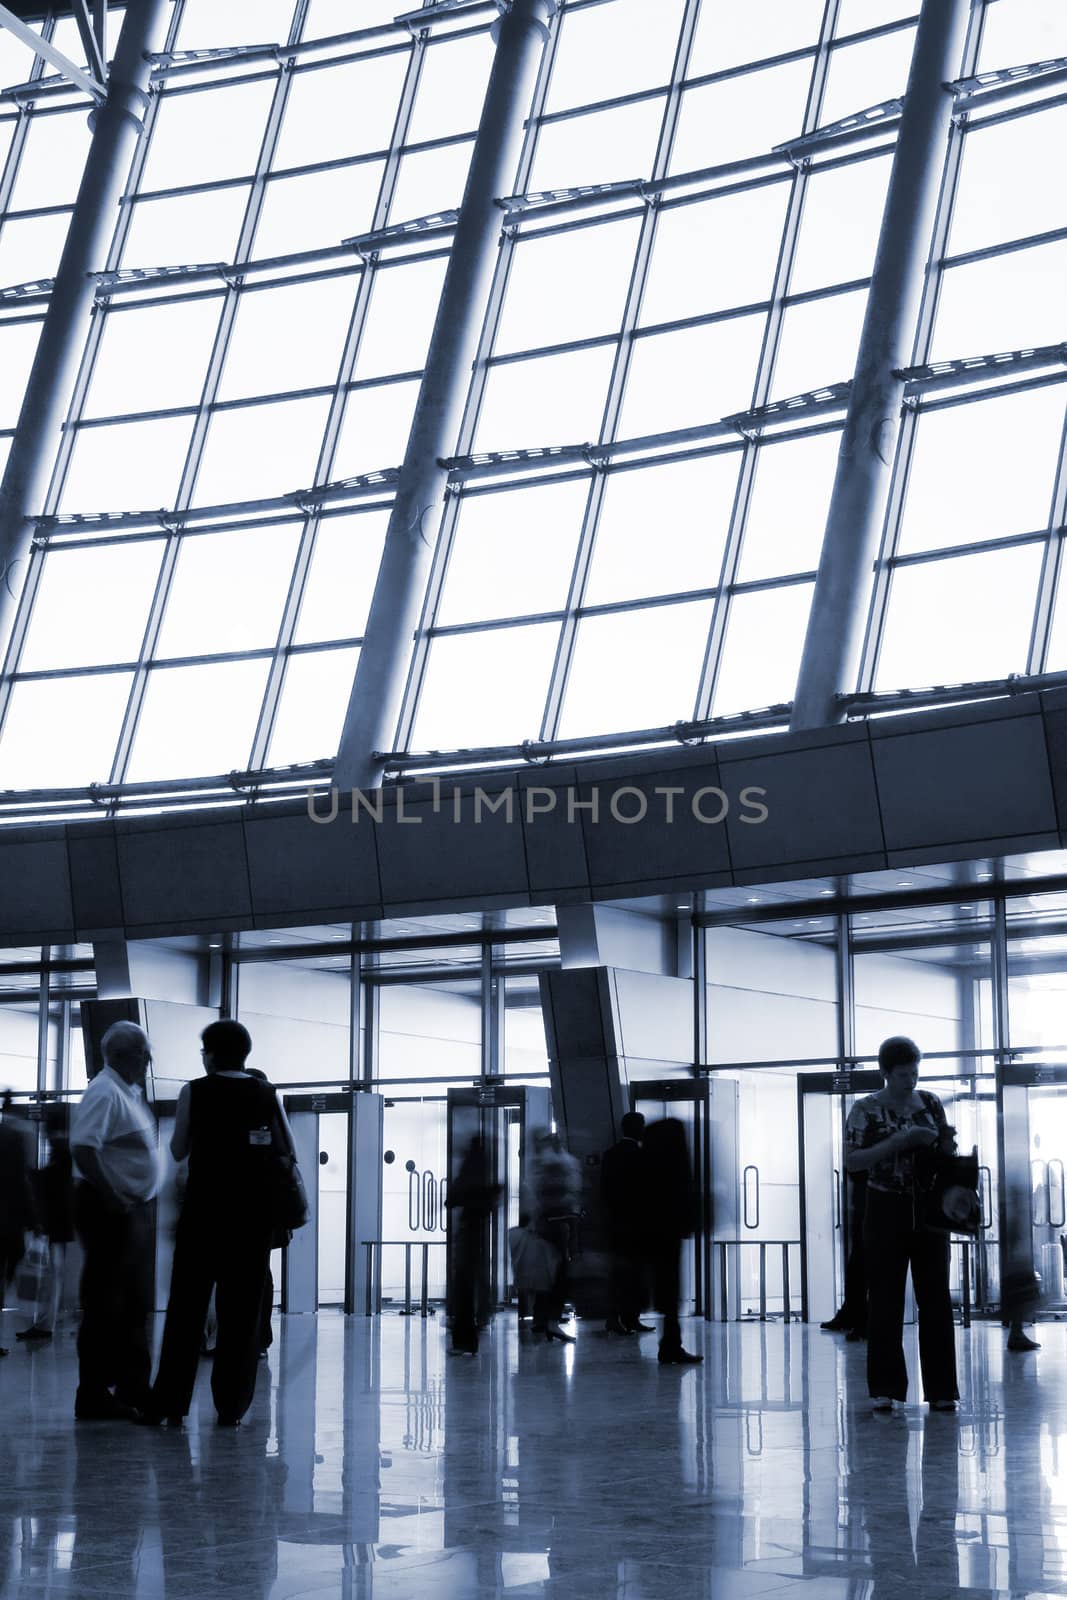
left=863, top=1186, right=957, bottom=1403
left=153, top=1213, right=271, bottom=1421
left=651, top=1239, right=682, bottom=1354
left=532, top=1219, right=569, bottom=1329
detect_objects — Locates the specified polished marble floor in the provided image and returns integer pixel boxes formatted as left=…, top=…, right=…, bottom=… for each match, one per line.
left=0, top=1308, right=1064, bottom=1599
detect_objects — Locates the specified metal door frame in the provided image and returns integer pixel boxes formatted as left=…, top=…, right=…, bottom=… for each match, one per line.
left=282, top=1091, right=352, bottom=1313
left=798, top=1070, right=881, bottom=1324
left=628, top=1078, right=712, bottom=1321
left=446, top=1083, right=549, bottom=1309
left=998, top=1060, right=1067, bottom=1318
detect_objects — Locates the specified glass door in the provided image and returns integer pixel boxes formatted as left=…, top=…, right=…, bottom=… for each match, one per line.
left=446, top=1084, right=550, bottom=1308
left=1000, top=1063, right=1067, bottom=1317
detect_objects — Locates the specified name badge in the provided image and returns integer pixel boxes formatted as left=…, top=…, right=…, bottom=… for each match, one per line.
left=249, top=1128, right=272, bottom=1147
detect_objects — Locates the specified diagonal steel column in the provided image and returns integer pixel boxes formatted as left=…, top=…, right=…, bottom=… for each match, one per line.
left=789, top=0, right=971, bottom=732
left=0, top=0, right=170, bottom=655
left=333, top=0, right=557, bottom=793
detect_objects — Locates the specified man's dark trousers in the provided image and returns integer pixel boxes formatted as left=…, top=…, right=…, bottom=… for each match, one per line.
left=75, top=1182, right=154, bottom=1410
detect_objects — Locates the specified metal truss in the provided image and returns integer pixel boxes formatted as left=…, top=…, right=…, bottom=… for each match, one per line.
left=0, top=2, right=107, bottom=103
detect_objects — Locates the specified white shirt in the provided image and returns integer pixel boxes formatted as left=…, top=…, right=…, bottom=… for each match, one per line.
left=71, top=1066, right=160, bottom=1203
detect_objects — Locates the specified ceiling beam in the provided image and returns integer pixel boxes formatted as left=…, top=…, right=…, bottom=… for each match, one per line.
left=0, top=2, right=106, bottom=101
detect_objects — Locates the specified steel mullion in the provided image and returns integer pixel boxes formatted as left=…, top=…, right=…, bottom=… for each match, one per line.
left=1025, top=404, right=1067, bottom=674
left=538, top=0, right=700, bottom=744
left=695, top=0, right=842, bottom=726
left=105, top=3, right=306, bottom=794
left=248, top=16, right=427, bottom=771
left=855, top=0, right=987, bottom=697
left=387, top=1, right=562, bottom=757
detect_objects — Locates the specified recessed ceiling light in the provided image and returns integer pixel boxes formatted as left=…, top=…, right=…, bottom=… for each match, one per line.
left=819, top=889, right=833, bottom=897
left=747, top=896, right=760, bottom=903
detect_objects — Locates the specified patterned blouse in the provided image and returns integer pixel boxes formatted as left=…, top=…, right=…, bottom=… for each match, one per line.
left=844, top=1091, right=948, bottom=1194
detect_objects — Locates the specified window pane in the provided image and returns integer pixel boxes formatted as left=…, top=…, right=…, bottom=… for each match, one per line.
left=85, top=298, right=224, bottom=417
left=560, top=599, right=713, bottom=736
left=585, top=454, right=741, bottom=604
left=142, top=81, right=276, bottom=191
left=0, top=321, right=40, bottom=428
left=20, top=543, right=164, bottom=671
left=771, top=288, right=866, bottom=398
left=388, top=142, right=473, bottom=223
left=412, top=623, right=559, bottom=749
left=254, top=162, right=385, bottom=258
left=836, top=0, right=917, bottom=31
left=530, top=99, right=664, bottom=192
left=218, top=276, right=357, bottom=401
left=896, top=390, right=1064, bottom=555
left=268, top=646, right=359, bottom=766
left=689, top=0, right=824, bottom=77
left=10, top=110, right=90, bottom=210
left=60, top=417, right=196, bottom=513
left=274, top=53, right=410, bottom=168
left=670, top=60, right=815, bottom=176
left=496, top=217, right=641, bottom=353
left=713, top=583, right=814, bottom=715
left=977, top=0, right=1067, bottom=73
left=547, top=0, right=686, bottom=112
left=1040, top=570, right=1067, bottom=674
left=304, top=0, right=400, bottom=35
left=437, top=480, right=587, bottom=625
left=332, top=379, right=418, bottom=476
left=789, top=154, right=892, bottom=294
left=949, top=109, right=1067, bottom=255
left=738, top=431, right=840, bottom=581
left=0, top=214, right=70, bottom=287
left=406, top=32, right=495, bottom=144
left=819, top=27, right=917, bottom=128
left=640, top=184, right=790, bottom=325
left=121, top=187, right=249, bottom=271
left=0, top=672, right=133, bottom=790
left=176, top=0, right=296, bottom=49
left=294, top=511, right=389, bottom=643
left=619, top=315, right=765, bottom=439
left=127, top=659, right=271, bottom=780
left=876, top=545, right=1043, bottom=689
left=155, top=525, right=301, bottom=657
left=930, top=240, right=1067, bottom=363
left=355, top=256, right=447, bottom=380
left=193, top=395, right=330, bottom=506
left=474, top=346, right=616, bottom=454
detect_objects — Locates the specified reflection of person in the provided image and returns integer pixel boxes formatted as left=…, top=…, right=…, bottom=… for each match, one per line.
left=601, top=1111, right=653, bottom=1335
left=845, top=1405, right=963, bottom=1600
left=820, top=1173, right=867, bottom=1341
left=70, top=1022, right=159, bottom=1419
left=446, top=1135, right=501, bottom=1355
left=145, top=1021, right=284, bottom=1427
left=524, top=1130, right=581, bottom=1342
left=845, top=1036, right=957, bottom=1411
left=18, top=1104, right=75, bottom=1343
left=641, top=1117, right=703, bottom=1365
left=0, top=1091, right=38, bottom=1359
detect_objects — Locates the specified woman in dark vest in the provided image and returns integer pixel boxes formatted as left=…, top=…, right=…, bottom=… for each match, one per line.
left=142, top=1020, right=290, bottom=1428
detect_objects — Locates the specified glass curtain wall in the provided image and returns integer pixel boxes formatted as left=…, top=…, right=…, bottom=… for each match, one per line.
left=0, top=2, right=1064, bottom=795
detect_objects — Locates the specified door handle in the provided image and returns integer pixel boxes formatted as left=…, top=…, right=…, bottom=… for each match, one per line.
left=743, top=1165, right=760, bottom=1230
left=978, top=1165, right=992, bottom=1231
left=1050, top=1160, right=1066, bottom=1229
left=833, top=1168, right=841, bottom=1230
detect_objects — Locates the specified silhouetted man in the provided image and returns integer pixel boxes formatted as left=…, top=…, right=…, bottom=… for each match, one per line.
left=601, top=1111, right=653, bottom=1335
left=0, top=1092, right=38, bottom=1358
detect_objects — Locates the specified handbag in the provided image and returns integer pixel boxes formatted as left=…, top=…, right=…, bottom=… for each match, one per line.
left=265, top=1150, right=309, bottom=1233
left=16, top=1236, right=54, bottom=1316
left=916, top=1146, right=981, bottom=1236
left=508, top=1225, right=560, bottom=1293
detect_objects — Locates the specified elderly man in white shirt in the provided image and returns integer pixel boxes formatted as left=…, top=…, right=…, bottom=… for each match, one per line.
left=70, top=1020, right=160, bottom=1421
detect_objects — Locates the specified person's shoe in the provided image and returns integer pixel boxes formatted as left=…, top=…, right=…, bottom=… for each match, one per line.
left=75, top=1395, right=138, bottom=1422
left=603, top=1316, right=633, bottom=1335
left=820, top=1313, right=851, bottom=1332
left=1007, top=1332, right=1041, bottom=1352
left=871, top=1396, right=893, bottom=1411
left=846, top=1326, right=866, bottom=1342
left=545, top=1321, right=576, bottom=1343
left=16, top=1326, right=52, bottom=1342
left=0, top=1347, right=8, bottom=1358
left=625, top=1320, right=655, bottom=1334
left=658, top=1347, right=703, bottom=1365
left=215, top=1416, right=241, bottom=1429
left=930, top=1400, right=958, bottom=1412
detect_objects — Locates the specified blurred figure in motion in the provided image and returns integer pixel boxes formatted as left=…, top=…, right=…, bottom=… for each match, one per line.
left=601, top=1111, right=652, bottom=1335
left=0, top=1090, right=38, bottom=1359
left=641, top=1118, right=703, bottom=1365
left=525, top=1130, right=582, bottom=1343
left=446, top=1134, right=501, bottom=1355
left=17, top=1103, right=75, bottom=1343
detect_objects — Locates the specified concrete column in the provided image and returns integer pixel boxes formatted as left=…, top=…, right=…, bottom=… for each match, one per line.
left=333, top=0, right=557, bottom=792
left=0, top=0, right=170, bottom=650
left=789, top=0, right=971, bottom=731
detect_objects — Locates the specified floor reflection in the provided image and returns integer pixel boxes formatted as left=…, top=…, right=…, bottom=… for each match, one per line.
left=1, top=1312, right=1067, bottom=1597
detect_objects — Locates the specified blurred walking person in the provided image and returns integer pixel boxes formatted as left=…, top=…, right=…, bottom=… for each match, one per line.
left=17, top=1104, right=75, bottom=1342
left=0, top=1091, right=38, bottom=1358
left=70, top=1023, right=159, bottom=1419
left=601, top=1111, right=652, bottom=1335
left=641, top=1118, right=703, bottom=1365
left=525, top=1130, right=581, bottom=1343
